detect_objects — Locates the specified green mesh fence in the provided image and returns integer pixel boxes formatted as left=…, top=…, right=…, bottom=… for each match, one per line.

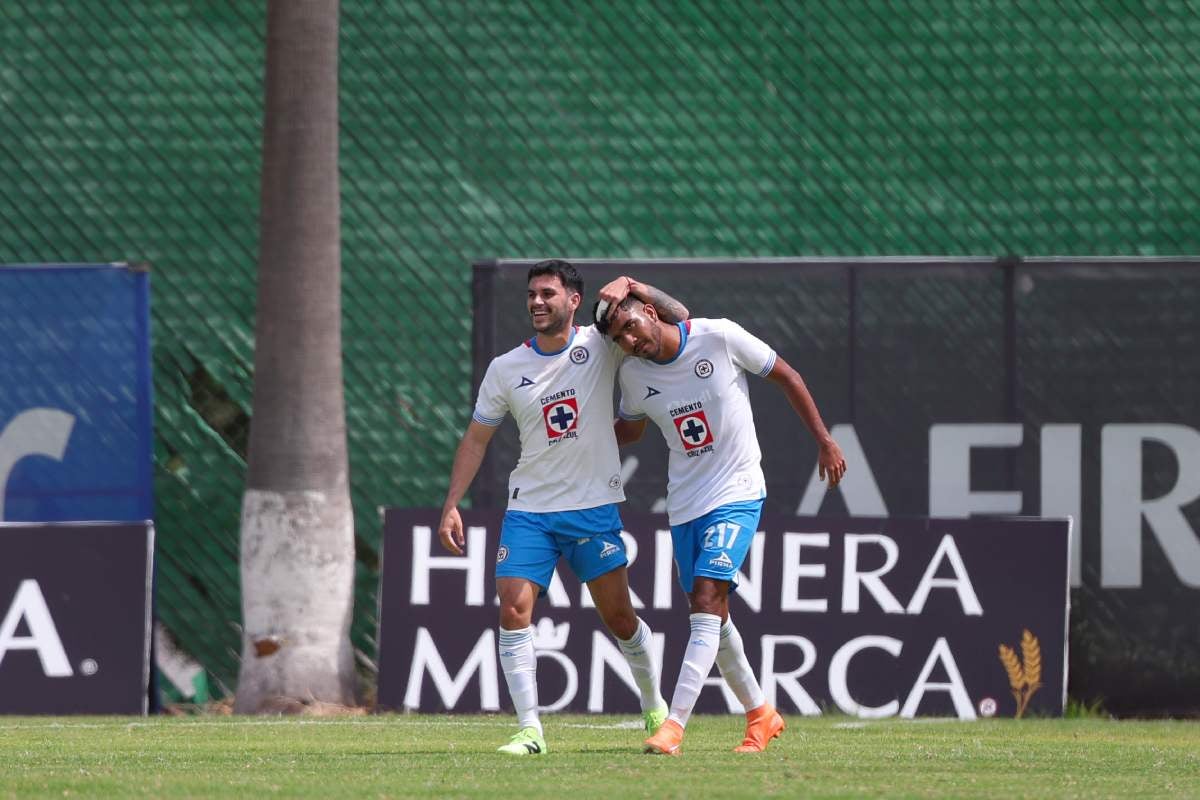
left=1, top=1, right=1198, bottom=694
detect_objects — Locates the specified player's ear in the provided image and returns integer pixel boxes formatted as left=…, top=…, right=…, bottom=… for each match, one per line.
left=644, top=303, right=658, bottom=322
left=568, top=291, right=581, bottom=311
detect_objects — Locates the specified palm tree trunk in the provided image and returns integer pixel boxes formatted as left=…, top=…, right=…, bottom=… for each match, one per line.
left=234, top=0, right=355, bottom=712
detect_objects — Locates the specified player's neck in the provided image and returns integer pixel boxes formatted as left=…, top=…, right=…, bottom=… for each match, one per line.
left=655, top=322, right=682, bottom=362
left=535, top=324, right=573, bottom=353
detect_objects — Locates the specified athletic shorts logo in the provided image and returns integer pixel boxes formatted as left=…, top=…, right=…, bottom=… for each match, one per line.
left=673, top=410, right=714, bottom=450
left=569, top=346, right=589, bottom=365
left=543, top=398, right=579, bottom=438
left=694, top=359, right=714, bottom=379
left=496, top=545, right=509, bottom=564
left=708, top=551, right=735, bottom=569
left=599, top=540, right=620, bottom=558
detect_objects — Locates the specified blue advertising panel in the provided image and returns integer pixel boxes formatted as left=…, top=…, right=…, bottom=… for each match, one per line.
left=0, top=264, right=153, bottom=523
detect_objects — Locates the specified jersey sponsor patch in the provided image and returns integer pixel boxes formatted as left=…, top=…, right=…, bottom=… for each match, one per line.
left=673, top=410, right=714, bottom=451
left=542, top=397, right=579, bottom=439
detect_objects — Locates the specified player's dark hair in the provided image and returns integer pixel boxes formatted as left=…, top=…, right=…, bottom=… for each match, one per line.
left=593, top=295, right=639, bottom=336
left=528, top=259, right=584, bottom=296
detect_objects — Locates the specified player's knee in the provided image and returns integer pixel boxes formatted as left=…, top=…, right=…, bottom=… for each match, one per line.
left=498, top=602, right=532, bottom=630
left=497, top=587, right=534, bottom=629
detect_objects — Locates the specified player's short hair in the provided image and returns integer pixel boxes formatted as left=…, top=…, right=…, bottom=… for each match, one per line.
left=528, top=259, right=583, bottom=297
left=593, top=295, right=639, bottom=336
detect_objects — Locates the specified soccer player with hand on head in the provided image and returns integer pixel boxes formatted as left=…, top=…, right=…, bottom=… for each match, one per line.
left=598, top=295, right=846, bottom=756
left=438, top=260, right=689, bottom=756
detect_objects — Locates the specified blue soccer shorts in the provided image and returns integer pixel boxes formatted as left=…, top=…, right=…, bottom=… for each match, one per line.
left=495, top=504, right=627, bottom=595
left=671, top=498, right=765, bottom=594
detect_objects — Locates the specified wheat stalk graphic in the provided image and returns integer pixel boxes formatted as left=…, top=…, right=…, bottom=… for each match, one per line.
left=997, top=629, right=1043, bottom=718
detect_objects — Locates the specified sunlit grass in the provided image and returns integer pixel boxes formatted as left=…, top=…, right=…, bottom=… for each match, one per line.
left=1, top=713, right=1197, bottom=798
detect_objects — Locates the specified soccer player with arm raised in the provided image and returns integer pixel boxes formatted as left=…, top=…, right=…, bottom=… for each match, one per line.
left=438, top=259, right=688, bottom=756
left=598, top=297, right=846, bottom=756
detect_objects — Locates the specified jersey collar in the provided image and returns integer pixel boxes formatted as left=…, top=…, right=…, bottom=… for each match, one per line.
left=527, top=325, right=578, bottom=356
left=652, top=320, right=690, bottom=365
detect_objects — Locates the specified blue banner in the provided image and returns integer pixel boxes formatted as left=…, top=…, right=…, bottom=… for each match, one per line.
left=0, top=264, right=153, bottom=522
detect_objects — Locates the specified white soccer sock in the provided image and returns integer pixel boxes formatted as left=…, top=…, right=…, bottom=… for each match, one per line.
left=717, top=616, right=766, bottom=712
left=617, top=617, right=666, bottom=712
left=667, top=613, right=722, bottom=728
left=498, top=626, right=541, bottom=734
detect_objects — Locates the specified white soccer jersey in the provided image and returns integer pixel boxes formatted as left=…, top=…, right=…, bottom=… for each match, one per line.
left=473, top=325, right=627, bottom=513
left=617, top=318, right=777, bottom=525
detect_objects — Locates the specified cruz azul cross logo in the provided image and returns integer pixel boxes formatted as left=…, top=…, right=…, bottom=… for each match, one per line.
left=674, top=410, right=714, bottom=451
left=542, top=398, right=579, bottom=440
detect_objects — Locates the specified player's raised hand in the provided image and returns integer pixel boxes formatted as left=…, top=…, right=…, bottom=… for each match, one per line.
left=438, top=506, right=466, bottom=555
left=818, top=438, right=847, bottom=487
left=596, top=275, right=635, bottom=321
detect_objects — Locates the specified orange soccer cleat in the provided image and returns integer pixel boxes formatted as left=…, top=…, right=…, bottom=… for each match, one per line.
left=643, top=718, right=685, bottom=756
left=734, top=703, right=785, bottom=753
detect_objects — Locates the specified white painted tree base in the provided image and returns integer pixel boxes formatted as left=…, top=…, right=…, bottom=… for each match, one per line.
left=235, top=488, right=356, bottom=712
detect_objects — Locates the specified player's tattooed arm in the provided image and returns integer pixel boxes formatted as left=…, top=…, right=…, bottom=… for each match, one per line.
left=596, top=276, right=689, bottom=323
left=630, top=279, right=689, bottom=323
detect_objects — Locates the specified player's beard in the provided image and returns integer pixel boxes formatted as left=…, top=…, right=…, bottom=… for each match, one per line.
left=530, top=303, right=570, bottom=336
left=639, top=326, right=664, bottom=359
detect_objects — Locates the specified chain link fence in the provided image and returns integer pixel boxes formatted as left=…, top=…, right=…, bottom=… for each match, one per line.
left=1, top=1, right=1198, bottom=696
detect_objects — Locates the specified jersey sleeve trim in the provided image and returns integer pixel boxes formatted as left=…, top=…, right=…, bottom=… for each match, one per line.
left=472, top=410, right=504, bottom=426
left=757, top=350, right=777, bottom=377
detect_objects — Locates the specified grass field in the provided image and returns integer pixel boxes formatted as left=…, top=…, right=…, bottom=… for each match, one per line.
left=1, top=713, right=1197, bottom=799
